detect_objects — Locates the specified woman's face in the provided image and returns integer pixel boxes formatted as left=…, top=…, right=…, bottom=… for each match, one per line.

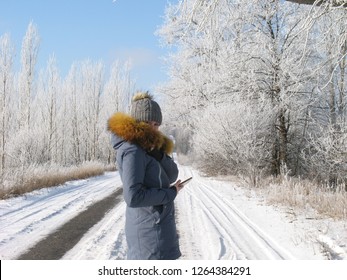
left=147, top=121, right=160, bottom=131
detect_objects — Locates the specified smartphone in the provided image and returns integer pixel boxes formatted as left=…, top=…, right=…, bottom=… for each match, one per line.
left=179, top=176, right=193, bottom=186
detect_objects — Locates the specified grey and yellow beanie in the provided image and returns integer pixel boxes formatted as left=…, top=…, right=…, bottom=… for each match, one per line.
left=130, top=92, right=162, bottom=125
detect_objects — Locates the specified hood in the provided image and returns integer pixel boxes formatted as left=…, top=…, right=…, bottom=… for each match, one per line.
left=107, top=112, right=174, bottom=154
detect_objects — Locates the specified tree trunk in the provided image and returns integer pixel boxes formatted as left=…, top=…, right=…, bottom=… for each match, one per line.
left=278, top=108, right=288, bottom=169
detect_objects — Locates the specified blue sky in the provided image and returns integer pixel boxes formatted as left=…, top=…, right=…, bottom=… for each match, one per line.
left=0, top=0, right=177, bottom=91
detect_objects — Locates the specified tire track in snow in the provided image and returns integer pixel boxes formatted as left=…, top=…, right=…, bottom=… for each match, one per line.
left=201, top=182, right=295, bottom=259
left=177, top=167, right=295, bottom=260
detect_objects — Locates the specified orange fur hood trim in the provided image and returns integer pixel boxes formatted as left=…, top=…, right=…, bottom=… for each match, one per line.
left=107, top=112, right=174, bottom=154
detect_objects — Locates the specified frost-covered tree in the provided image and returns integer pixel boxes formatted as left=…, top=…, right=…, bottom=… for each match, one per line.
left=101, top=60, right=134, bottom=163
left=0, top=33, right=15, bottom=176
left=63, top=63, right=82, bottom=164
left=35, top=55, right=61, bottom=164
left=158, top=0, right=346, bottom=185
left=158, top=0, right=244, bottom=154
left=286, top=0, right=347, bottom=7
left=79, top=60, right=105, bottom=161
left=18, top=21, right=40, bottom=129
left=158, top=0, right=314, bottom=175
left=240, top=0, right=321, bottom=176
left=103, top=60, right=133, bottom=114
left=301, top=7, right=347, bottom=186
left=193, top=95, right=274, bottom=181
left=0, top=21, right=138, bottom=191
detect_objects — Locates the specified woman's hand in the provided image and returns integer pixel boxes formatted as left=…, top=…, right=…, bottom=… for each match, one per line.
left=173, top=180, right=184, bottom=193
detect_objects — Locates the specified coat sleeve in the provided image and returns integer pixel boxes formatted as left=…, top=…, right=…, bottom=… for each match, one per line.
left=159, top=154, right=179, bottom=184
left=121, top=147, right=177, bottom=208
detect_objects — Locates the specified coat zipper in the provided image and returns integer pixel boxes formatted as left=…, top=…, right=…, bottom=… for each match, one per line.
left=158, top=165, right=162, bottom=188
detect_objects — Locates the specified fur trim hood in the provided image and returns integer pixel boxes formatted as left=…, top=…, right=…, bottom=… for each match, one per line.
left=107, top=112, right=174, bottom=154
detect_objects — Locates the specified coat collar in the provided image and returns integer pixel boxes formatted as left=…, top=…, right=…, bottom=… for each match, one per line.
left=107, top=112, right=174, bottom=154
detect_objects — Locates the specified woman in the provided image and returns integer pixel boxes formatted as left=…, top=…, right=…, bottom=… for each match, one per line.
left=107, top=92, right=183, bottom=260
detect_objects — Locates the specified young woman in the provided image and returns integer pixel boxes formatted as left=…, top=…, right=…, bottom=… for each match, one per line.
left=107, top=92, right=183, bottom=260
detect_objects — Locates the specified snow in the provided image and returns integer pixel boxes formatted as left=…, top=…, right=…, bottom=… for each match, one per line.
left=0, top=165, right=346, bottom=260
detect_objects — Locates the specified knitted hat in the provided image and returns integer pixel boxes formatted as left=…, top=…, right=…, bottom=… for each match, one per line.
left=130, top=92, right=162, bottom=125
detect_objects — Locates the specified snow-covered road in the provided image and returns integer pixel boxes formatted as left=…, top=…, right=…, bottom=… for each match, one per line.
left=0, top=172, right=120, bottom=259
left=177, top=168, right=295, bottom=260
left=0, top=165, right=346, bottom=260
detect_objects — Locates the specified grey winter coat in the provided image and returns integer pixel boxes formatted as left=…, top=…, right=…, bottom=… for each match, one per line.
left=108, top=112, right=181, bottom=260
